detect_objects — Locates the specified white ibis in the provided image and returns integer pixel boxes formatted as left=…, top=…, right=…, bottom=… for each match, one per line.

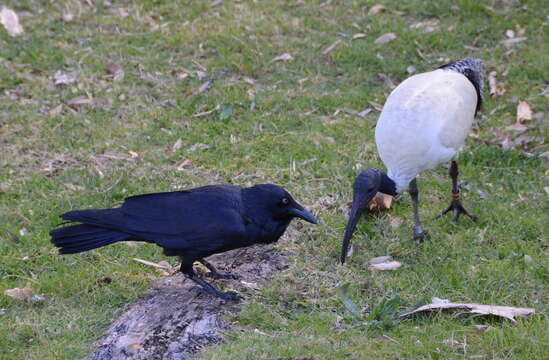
left=341, top=58, right=484, bottom=264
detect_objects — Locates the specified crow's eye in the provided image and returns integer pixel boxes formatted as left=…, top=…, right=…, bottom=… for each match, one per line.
left=281, top=197, right=289, bottom=205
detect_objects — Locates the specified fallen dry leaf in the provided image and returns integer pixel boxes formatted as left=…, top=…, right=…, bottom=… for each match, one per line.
left=516, top=101, right=532, bottom=123
left=241, top=76, right=255, bottom=85
left=240, top=281, right=259, bottom=290
left=374, top=32, right=396, bottom=44
left=193, top=107, right=218, bottom=118
left=273, top=53, right=294, bottom=62
left=369, top=261, right=402, bottom=271
left=311, top=195, right=336, bottom=210
left=503, top=101, right=533, bottom=133
left=473, top=324, right=493, bottom=335
left=0, top=7, right=24, bottom=36
left=388, top=216, right=402, bottom=229
left=500, top=37, right=527, bottom=46
left=401, top=297, right=535, bottom=322
left=100, top=151, right=135, bottom=161
left=333, top=108, right=359, bottom=116
left=4, top=287, right=33, bottom=301
left=513, top=135, right=543, bottom=147
left=476, top=188, right=489, bottom=200
left=176, top=159, right=192, bottom=171
left=505, top=29, right=515, bottom=38
left=157, top=261, right=172, bottom=269
left=62, top=11, right=75, bottom=23
left=49, top=104, right=64, bottom=117
left=322, top=39, right=342, bottom=55
left=368, top=4, right=386, bottom=15
left=333, top=314, right=343, bottom=329
left=67, top=96, right=93, bottom=108
left=187, top=143, right=210, bottom=152
left=505, top=123, right=528, bottom=132
left=176, top=72, right=189, bottom=80
left=377, top=73, right=396, bottom=89
left=368, top=256, right=392, bottom=265
left=352, top=33, right=366, bottom=39
left=368, top=100, right=384, bottom=111
left=369, top=192, right=392, bottom=211
left=109, top=7, right=129, bottom=17
left=410, top=19, right=439, bottom=33
left=172, top=138, right=183, bottom=152
left=105, top=63, right=124, bottom=81
left=442, top=338, right=459, bottom=346
left=198, top=81, right=210, bottom=93
left=488, top=71, right=505, bottom=98
left=64, top=182, right=84, bottom=191
left=41, top=155, right=73, bottom=175
left=53, top=71, right=77, bottom=87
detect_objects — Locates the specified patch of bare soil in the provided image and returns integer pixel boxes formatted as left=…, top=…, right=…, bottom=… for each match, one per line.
left=85, top=244, right=288, bottom=360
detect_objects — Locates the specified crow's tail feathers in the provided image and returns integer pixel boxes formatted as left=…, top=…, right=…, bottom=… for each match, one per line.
left=50, top=224, right=130, bottom=254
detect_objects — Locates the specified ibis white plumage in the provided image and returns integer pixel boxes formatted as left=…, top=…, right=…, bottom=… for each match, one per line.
left=341, top=58, right=484, bottom=264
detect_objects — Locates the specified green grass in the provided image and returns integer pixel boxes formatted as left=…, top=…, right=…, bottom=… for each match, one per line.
left=1, top=0, right=548, bottom=359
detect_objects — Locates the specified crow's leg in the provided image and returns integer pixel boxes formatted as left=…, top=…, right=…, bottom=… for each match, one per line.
left=438, top=161, right=477, bottom=223
left=199, top=259, right=241, bottom=280
left=180, top=259, right=241, bottom=301
left=409, top=178, right=425, bottom=242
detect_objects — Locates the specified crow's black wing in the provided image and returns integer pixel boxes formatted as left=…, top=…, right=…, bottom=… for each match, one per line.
left=61, top=185, right=248, bottom=251
left=119, top=185, right=247, bottom=249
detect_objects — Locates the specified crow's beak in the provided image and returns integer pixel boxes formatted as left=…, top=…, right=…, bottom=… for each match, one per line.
left=290, top=206, right=318, bottom=224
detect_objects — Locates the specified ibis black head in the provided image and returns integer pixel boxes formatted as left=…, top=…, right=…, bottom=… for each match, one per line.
left=340, top=168, right=383, bottom=264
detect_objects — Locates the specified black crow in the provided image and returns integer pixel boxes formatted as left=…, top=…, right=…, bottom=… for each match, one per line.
left=51, top=184, right=317, bottom=300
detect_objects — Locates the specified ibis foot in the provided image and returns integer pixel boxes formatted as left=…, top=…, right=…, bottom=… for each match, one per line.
left=438, top=199, right=477, bottom=223
left=413, top=225, right=426, bottom=243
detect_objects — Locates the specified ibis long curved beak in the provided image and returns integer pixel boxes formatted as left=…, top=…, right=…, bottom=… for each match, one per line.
left=340, top=192, right=377, bottom=263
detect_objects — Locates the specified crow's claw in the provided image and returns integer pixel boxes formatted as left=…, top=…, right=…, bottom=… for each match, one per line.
left=204, top=271, right=242, bottom=280
left=190, top=286, right=209, bottom=296
left=218, top=290, right=243, bottom=301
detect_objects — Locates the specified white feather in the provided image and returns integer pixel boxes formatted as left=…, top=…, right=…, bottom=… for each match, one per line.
left=375, top=69, right=477, bottom=193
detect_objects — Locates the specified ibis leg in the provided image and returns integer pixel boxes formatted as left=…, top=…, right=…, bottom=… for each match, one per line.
left=409, top=179, right=425, bottom=242
left=199, top=259, right=242, bottom=280
left=439, top=161, right=477, bottom=223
